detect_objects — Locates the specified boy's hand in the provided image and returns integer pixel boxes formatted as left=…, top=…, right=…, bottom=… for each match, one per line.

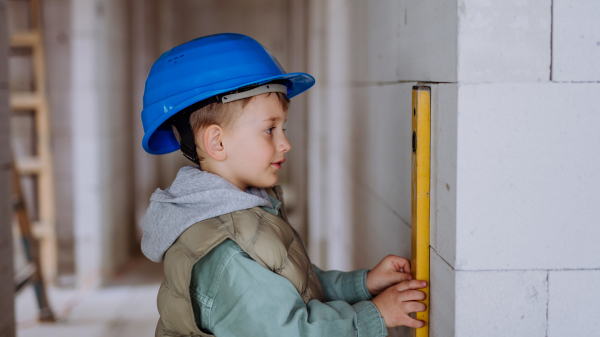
left=371, top=280, right=428, bottom=329
left=366, top=255, right=413, bottom=296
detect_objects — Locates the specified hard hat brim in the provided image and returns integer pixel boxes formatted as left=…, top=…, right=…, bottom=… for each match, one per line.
left=141, top=72, right=315, bottom=155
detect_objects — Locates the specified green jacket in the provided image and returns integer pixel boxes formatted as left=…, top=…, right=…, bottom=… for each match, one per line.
left=156, top=187, right=387, bottom=337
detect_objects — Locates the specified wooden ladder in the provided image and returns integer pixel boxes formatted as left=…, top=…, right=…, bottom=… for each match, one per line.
left=12, top=159, right=55, bottom=322
left=9, top=0, right=57, bottom=285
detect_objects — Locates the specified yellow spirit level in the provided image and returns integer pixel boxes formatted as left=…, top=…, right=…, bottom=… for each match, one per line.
left=410, top=86, right=430, bottom=337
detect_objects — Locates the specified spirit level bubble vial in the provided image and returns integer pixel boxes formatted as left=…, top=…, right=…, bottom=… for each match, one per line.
left=410, top=85, right=430, bottom=337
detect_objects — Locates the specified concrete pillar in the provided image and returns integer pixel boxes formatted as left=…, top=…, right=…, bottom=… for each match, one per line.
left=42, top=0, right=75, bottom=284
left=0, top=0, right=16, bottom=334
left=131, top=0, right=161, bottom=245
left=307, top=0, right=355, bottom=271
left=71, top=0, right=133, bottom=286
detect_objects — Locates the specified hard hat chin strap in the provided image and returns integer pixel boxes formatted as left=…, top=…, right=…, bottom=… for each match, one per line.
left=170, top=97, right=219, bottom=167
left=170, top=82, right=289, bottom=168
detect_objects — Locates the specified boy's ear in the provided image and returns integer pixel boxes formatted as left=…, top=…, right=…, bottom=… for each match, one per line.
left=201, top=124, right=226, bottom=161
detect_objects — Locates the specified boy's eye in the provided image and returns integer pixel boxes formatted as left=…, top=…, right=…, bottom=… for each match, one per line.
left=266, top=127, right=275, bottom=134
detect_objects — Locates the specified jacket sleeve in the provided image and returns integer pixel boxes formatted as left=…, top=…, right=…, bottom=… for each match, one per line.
left=312, top=264, right=374, bottom=304
left=203, top=248, right=388, bottom=337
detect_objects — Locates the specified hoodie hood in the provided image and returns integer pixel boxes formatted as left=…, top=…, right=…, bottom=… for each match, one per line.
left=141, top=166, right=273, bottom=262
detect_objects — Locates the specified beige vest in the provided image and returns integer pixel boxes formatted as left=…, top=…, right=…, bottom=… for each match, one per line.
left=155, top=186, right=325, bottom=337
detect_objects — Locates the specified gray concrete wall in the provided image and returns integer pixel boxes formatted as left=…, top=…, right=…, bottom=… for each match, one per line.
left=0, top=0, right=16, bottom=335
left=307, top=0, right=454, bottom=272
left=306, top=2, right=454, bottom=335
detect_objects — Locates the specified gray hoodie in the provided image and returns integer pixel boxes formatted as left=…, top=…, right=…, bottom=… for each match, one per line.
left=141, top=166, right=273, bottom=262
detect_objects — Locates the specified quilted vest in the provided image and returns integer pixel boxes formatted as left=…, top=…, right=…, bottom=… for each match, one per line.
left=154, top=186, right=326, bottom=337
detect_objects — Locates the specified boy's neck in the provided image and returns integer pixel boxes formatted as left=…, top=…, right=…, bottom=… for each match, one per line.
left=201, top=161, right=248, bottom=191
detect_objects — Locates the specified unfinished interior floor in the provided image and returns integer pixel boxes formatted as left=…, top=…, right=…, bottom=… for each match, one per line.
left=15, top=257, right=163, bottom=337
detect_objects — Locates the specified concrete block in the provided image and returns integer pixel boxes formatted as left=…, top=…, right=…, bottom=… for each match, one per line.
left=456, top=83, right=600, bottom=270
left=431, top=84, right=457, bottom=267
left=340, top=0, right=456, bottom=83
left=548, top=270, right=600, bottom=337
left=552, top=0, right=600, bottom=81
left=362, top=0, right=397, bottom=83
left=396, top=0, right=457, bottom=82
left=430, top=247, right=455, bottom=337
left=455, top=270, right=548, bottom=337
left=351, top=174, right=412, bottom=270
left=316, top=83, right=413, bottom=270
left=359, top=83, right=414, bottom=225
left=458, top=0, right=551, bottom=83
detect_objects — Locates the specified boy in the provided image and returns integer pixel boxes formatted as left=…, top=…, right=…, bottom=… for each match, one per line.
left=140, top=33, right=427, bottom=337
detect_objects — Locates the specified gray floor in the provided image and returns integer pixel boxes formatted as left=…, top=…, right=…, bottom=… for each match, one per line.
left=16, top=257, right=164, bottom=337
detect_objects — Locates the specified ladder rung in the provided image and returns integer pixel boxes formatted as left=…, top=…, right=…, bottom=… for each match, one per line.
left=11, top=93, right=41, bottom=111
left=10, top=92, right=41, bottom=111
left=10, top=32, right=40, bottom=48
left=16, top=156, right=42, bottom=174
left=14, top=263, right=37, bottom=293
left=32, top=220, right=49, bottom=239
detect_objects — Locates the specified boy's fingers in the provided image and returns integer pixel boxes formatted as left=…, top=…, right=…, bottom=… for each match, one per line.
left=386, top=255, right=411, bottom=273
left=402, top=317, right=427, bottom=329
left=404, top=301, right=427, bottom=313
left=396, top=280, right=427, bottom=292
left=398, top=290, right=427, bottom=302
left=397, top=272, right=412, bottom=282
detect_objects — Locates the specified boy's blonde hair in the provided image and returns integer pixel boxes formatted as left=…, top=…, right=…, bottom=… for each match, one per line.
left=173, top=92, right=290, bottom=162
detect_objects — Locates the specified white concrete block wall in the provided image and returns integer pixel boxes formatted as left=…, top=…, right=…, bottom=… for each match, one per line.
left=430, top=248, right=455, bottom=337
left=308, top=1, right=458, bottom=335
left=351, top=83, right=415, bottom=268
left=430, top=84, right=457, bottom=266
left=358, top=0, right=458, bottom=83
left=452, top=1, right=600, bottom=335
left=456, top=270, right=548, bottom=337
left=455, top=83, right=600, bottom=271
left=396, top=0, right=457, bottom=82
left=457, top=0, right=551, bottom=83
left=310, top=1, right=599, bottom=336
left=548, top=270, right=600, bottom=336
left=552, top=0, right=600, bottom=82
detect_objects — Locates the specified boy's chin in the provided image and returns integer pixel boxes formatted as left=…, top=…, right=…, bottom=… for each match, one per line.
left=249, top=175, right=278, bottom=189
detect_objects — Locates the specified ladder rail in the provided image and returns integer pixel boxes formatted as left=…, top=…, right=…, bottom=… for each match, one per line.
left=12, top=160, right=56, bottom=322
left=9, top=0, right=57, bottom=323
left=9, top=0, right=57, bottom=283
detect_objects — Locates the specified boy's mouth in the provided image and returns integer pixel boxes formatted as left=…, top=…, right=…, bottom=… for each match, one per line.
left=271, top=158, right=286, bottom=170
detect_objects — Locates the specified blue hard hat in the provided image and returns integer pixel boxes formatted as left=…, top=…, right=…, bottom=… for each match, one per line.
left=141, top=33, right=315, bottom=155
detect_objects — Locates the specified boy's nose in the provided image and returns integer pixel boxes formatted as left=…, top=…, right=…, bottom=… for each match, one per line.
left=279, top=135, right=291, bottom=153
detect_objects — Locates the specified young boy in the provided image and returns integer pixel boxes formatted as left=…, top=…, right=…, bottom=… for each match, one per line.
left=140, top=33, right=427, bottom=337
